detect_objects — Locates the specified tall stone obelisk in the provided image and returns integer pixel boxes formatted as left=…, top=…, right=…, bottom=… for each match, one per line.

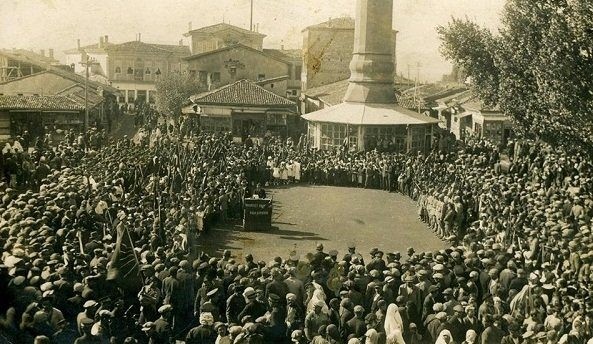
left=343, top=0, right=396, bottom=104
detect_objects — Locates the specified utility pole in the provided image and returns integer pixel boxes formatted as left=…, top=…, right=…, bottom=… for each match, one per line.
left=250, top=0, right=254, bottom=31
left=79, top=56, right=98, bottom=145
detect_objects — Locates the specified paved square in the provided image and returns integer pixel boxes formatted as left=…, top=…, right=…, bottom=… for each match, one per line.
left=198, top=185, right=446, bottom=261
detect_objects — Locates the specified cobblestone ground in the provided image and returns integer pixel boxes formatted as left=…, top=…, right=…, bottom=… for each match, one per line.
left=197, top=185, right=446, bottom=262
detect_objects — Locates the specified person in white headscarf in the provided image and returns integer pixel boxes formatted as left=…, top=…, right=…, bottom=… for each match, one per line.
left=2, top=142, right=12, bottom=154
left=384, top=303, right=406, bottom=344
left=435, top=329, right=454, bottom=344
left=461, top=329, right=477, bottom=344
left=307, top=284, right=329, bottom=315
left=365, top=328, right=380, bottom=344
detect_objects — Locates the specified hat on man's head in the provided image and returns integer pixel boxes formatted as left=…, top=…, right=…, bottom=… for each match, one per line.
left=243, top=287, right=256, bottom=299
left=83, top=300, right=98, bottom=308
left=158, top=304, right=172, bottom=314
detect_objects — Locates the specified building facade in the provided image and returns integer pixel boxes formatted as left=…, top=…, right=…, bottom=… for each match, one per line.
left=0, top=68, right=120, bottom=138
left=183, top=22, right=265, bottom=55
left=0, top=95, right=84, bottom=142
left=301, top=17, right=398, bottom=91
left=64, top=37, right=190, bottom=107
left=187, top=79, right=298, bottom=140
left=104, top=41, right=189, bottom=106
left=184, top=23, right=302, bottom=101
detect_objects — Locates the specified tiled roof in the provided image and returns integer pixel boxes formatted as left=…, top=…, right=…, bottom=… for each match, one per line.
left=0, top=49, right=58, bottom=68
left=184, top=44, right=290, bottom=65
left=263, top=48, right=302, bottom=61
left=304, top=17, right=355, bottom=31
left=186, top=23, right=266, bottom=37
left=0, top=95, right=84, bottom=111
left=0, top=49, right=59, bottom=65
left=304, top=79, right=350, bottom=106
left=190, top=79, right=295, bottom=107
left=461, top=99, right=501, bottom=112
left=105, top=41, right=190, bottom=56
left=63, top=43, right=114, bottom=54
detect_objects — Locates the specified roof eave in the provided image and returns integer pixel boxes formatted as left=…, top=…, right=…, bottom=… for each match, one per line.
left=190, top=101, right=295, bottom=108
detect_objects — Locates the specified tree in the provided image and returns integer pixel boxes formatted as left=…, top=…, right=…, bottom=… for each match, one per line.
left=155, top=72, right=204, bottom=121
left=437, top=0, right=593, bottom=150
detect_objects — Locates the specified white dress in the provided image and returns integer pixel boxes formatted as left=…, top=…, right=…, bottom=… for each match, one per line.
left=293, top=161, right=301, bottom=181
left=384, top=304, right=406, bottom=344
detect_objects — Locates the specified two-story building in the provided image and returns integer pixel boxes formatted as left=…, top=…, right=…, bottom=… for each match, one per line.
left=183, top=23, right=302, bottom=101
left=104, top=40, right=189, bottom=106
left=64, top=36, right=190, bottom=108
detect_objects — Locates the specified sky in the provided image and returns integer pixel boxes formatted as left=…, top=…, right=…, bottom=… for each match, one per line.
left=0, top=0, right=506, bottom=82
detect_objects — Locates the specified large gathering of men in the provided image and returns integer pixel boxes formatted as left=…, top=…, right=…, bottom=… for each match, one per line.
left=1, top=117, right=593, bottom=344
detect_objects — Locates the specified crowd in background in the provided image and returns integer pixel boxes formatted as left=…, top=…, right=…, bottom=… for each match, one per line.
left=1, top=123, right=593, bottom=344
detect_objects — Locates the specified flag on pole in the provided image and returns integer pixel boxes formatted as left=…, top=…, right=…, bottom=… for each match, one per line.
left=107, top=222, right=143, bottom=294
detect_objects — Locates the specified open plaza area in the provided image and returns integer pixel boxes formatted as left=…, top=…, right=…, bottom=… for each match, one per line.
left=199, top=185, right=445, bottom=260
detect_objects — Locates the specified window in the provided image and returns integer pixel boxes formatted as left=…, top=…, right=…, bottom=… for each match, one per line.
left=410, top=127, right=426, bottom=152
left=202, top=117, right=231, bottom=133
left=115, top=66, right=121, bottom=74
left=365, top=126, right=407, bottom=152
left=127, top=90, right=135, bottom=103
left=320, top=123, right=347, bottom=150
left=211, top=72, right=220, bottom=82
left=295, top=65, right=302, bottom=80
left=148, top=90, right=156, bottom=104
left=127, top=67, right=133, bottom=74
left=270, top=83, right=274, bottom=89
left=145, top=68, right=151, bottom=75
left=155, top=68, right=161, bottom=75
left=198, top=71, right=208, bottom=84
left=257, top=74, right=266, bottom=81
left=292, top=89, right=297, bottom=96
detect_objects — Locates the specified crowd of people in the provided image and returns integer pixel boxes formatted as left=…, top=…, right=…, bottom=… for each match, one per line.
left=1, top=129, right=109, bottom=191
left=2, top=123, right=593, bottom=344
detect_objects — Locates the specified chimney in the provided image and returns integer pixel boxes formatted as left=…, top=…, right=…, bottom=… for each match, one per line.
left=49, top=49, right=54, bottom=59
left=328, top=17, right=332, bottom=28
left=179, top=39, right=183, bottom=46
left=343, top=0, right=396, bottom=104
left=99, top=36, right=104, bottom=49
left=138, top=33, right=141, bottom=42
left=40, top=49, right=45, bottom=57
left=104, top=35, right=109, bottom=44
left=188, top=21, right=192, bottom=31
left=77, top=39, right=80, bottom=49
left=281, top=45, right=284, bottom=50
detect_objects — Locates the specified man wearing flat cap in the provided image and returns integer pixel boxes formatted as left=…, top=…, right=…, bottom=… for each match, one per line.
left=266, top=268, right=289, bottom=305
left=73, top=317, right=101, bottom=344
left=153, top=304, right=173, bottom=344
left=398, top=274, right=422, bottom=318
left=76, top=300, right=98, bottom=335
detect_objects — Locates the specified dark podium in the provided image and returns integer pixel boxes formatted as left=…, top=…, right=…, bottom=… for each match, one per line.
left=243, top=198, right=272, bottom=231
